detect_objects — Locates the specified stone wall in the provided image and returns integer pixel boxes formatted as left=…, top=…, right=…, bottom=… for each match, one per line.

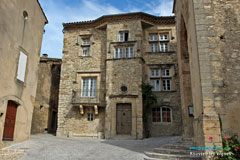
left=31, top=56, right=61, bottom=134
left=197, top=0, right=240, bottom=140
left=174, top=0, right=240, bottom=149
left=58, top=14, right=181, bottom=139
left=0, top=0, right=47, bottom=143
left=143, top=25, right=182, bottom=137
left=57, top=27, right=107, bottom=137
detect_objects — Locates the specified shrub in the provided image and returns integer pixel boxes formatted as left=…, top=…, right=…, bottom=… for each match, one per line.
left=213, top=135, right=240, bottom=160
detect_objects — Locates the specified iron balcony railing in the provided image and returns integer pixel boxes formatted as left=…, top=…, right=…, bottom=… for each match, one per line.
left=72, top=89, right=106, bottom=105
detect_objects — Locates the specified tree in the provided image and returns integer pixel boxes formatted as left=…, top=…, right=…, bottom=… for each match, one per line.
left=141, top=82, right=157, bottom=137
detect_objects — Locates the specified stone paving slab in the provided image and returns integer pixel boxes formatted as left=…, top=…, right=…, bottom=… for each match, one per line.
left=0, top=149, right=24, bottom=160
left=2, top=134, right=181, bottom=160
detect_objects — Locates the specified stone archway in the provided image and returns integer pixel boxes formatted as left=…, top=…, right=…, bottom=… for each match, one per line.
left=0, top=95, right=27, bottom=141
left=2, top=101, right=19, bottom=141
left=178, top=15, right=194, bottom=138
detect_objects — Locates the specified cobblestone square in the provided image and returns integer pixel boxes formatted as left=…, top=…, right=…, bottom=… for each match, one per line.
left=1, top=134, right=180, bottom=160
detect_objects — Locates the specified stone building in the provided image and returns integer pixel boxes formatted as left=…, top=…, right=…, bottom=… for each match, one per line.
left=0, top=0, right=47, bottom=146
left=31, top=54, right=61, bottom=134
left=57, top=12, right=182, bottom=139
left=173, top=0, right=240, bottom=149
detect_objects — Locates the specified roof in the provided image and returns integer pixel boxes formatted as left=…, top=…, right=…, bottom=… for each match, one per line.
left=172, top=0, right=176, bottom=13
left=36, top=0, right=48, bottom=24
left=63, top=12, right=175, bottom=29
left=40, top=57, right=62, bottom=63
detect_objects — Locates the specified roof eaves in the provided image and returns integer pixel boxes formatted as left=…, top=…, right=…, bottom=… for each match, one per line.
left=173, top=0, right=176, bottom=13
left=36, top=0, right=48, bottom=24
left=62, top=12, right=175, bottom=29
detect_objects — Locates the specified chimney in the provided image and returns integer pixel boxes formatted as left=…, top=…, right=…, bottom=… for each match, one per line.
left=42, top=53, right=48, bottom=57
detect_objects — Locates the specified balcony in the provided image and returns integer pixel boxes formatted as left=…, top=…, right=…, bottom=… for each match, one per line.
left=72, top=89, right=106, bottom=105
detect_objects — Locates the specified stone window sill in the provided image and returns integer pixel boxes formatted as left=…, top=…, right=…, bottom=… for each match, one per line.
left=146, top=51, right=175, bottom=54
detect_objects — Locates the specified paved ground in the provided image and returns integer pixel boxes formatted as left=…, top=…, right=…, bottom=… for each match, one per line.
left=1, top=134, right=181, bottom=160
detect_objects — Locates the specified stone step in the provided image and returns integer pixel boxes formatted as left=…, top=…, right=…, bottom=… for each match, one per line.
left=163, top=144, right=191, bottom=150
left=143, top=156, right=164, bottom=160
left=182, top=138, right=194, bottom=142
left=154, top=147, right=191, bottom=155
left=174, top=141, right=194, bottom=146
left=143, top=156, right=167, bottom=160
left=145, top=152, right=201, bottom=160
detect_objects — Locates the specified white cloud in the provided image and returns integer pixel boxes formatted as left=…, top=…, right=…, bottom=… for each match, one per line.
left=145, top=0, right=174, bottom=16
left=38, top=0, right=174, bottom=58
left=39, top=0, right=123, bottom=58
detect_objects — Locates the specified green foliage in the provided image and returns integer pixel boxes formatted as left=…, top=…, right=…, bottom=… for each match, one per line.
left=141, top=82, right=157, bottom=109
left=141, top=82, right=157, bottom=137
left=213, top=135, right=240, bottom=160
left=218, top=115, right=223, bottom=133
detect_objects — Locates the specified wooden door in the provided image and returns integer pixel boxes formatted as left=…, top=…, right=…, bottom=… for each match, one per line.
left=116, top=103, right=132, bottom=135
left=3, top=101, right=18, bottom=141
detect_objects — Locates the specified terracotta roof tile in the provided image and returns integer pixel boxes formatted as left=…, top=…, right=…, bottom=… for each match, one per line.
left=63, top=12, right=175, bottom=29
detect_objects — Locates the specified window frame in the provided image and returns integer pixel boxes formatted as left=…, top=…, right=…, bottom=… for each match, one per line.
left=114, top=48, right=123, bottom=59
left=82, top=39, right=90, bottom=46
left=160, top=43, right=168, bottom=52
left=149, top=34, right=158, bottom=41
left=150, top=43, right=159, bottom=53
left=126, top=47, right=134, bottom=58
left=151, top=79, right=160, bottom=91
left=82, top=47, right=90, bottom=56
left=119, top=31, right=129, bottom=42
left=87, top=113, right=94, bottom=121
left=159, top=34, right=169, bottom=41
left=152, top=106, right=172, bottom=124
left=150, top=69, right=160, bottom=78
left=81, top=77, right=97, bottom=97
left=162, top=69, right=171, bottom=77
left=162, top=79, right=171, bottom=91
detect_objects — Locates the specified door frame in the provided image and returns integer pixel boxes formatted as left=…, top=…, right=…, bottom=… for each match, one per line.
left=2, top=100, right=19, bottom=141
left=116, top=103, right=132, bottom=135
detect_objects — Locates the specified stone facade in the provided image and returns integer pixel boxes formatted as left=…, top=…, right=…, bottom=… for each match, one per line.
left=174, top=0, right=240, bottom=150
left=31, top=55, right=61, bottom=134
left=0, top=0, right=47, bottom=147
left=57, top=12, right=182, bottom=139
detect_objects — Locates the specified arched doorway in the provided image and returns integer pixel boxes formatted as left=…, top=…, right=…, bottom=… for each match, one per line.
left=179, top=15, right=194, bottom=138
left=2, top=100, right=18, bottom=141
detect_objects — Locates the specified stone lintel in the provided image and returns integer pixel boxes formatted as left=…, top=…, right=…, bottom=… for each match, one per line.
left=109, top=94, right=138, bottom=98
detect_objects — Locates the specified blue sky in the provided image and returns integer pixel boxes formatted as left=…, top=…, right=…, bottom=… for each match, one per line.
left=38, top=0, right=174, bottom=58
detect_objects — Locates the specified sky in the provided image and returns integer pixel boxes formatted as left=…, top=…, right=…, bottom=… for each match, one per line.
left=38, top=0, right=174, bottom=58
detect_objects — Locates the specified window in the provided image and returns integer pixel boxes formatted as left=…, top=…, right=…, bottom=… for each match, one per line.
left=160, top=43, right=168, bottom=52
left=149, top=34, right=158, bottom=41
left=150, top=43, right=159, bottom=53
left=82, top=39, right=90, bottom=45
left=151, top=79, right=160, bottom=91
left=162, top=107, right=171, bottom=122
left=152, top=107, right=172, bottom=123
left=81, top=78, right=97, bottom=97
left=149, top=33, right=169, bottom=53
left=162, top=79, right=171, bottom=91
left=150, top=67, right=173, bottom=91
left=17, top=51, right=27, bottom=82
left=82, top=47, right=90, bottom=56
left=126, top=47, right=134, bottom=58
left=88, top=113, right=93, bottom=121
left=162, top=69, right=170, bottom=77
left=160, top=34, right=168, bottom=41
left=114, top=48, right=123, bottom=59
left=119, top=31, right=129, bottom=42
left=151, top=69, right=160, bottom=77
